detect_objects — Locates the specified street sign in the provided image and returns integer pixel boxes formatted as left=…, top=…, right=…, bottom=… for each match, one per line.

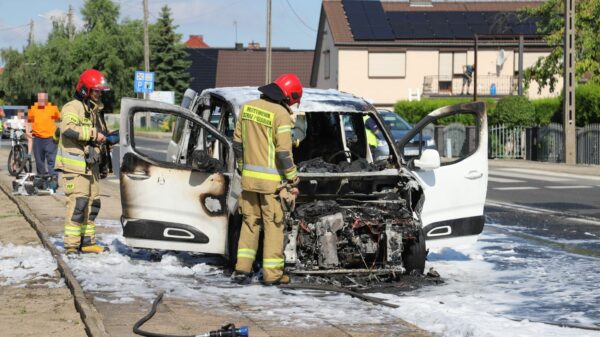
left=134, top=71, right=155, bottom=94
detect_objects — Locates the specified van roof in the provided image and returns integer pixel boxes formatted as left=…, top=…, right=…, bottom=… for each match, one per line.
left=201, top=87, right=374, bottom=116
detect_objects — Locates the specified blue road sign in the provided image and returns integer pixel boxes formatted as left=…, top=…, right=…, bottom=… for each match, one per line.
left=134, top=71, right=155, bottom=94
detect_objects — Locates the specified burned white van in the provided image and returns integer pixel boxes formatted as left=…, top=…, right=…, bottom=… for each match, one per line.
left=118, top=88, right=488, bottom=276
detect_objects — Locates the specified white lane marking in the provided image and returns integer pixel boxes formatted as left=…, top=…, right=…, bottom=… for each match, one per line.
left=498, top=168, right=600, bottom=181
left=488, top=176, right=525, bottom=183
left=493, top=186, right=540, bottom=191
left=488, top=170, right=572, bottom=182
left=545, top=185, right=594, bottom=189
left=486, top=199, right=600, bottom=226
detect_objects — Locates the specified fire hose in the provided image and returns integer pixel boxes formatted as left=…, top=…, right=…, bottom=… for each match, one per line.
left=133, top=292, right=249, bottom=337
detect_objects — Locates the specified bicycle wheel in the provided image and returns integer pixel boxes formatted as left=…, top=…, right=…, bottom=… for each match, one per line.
left=7, top=145, right=26, bottom=176
left=21, top=146, right=32, bottom=173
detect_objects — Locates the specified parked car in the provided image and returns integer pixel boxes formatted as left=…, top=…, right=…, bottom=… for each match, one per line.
left=117, top=88, right=488, bottom=278
left=378, top=110, right=435, bottom=157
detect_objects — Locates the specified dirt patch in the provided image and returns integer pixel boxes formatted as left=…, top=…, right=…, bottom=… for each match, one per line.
left=0, top=188, right=87, bottom=337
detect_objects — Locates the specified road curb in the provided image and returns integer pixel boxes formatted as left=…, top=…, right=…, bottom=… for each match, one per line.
left=0, top=182, right=111, bottom=337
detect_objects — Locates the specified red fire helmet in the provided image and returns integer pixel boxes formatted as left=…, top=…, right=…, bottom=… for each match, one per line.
left=273, top=73, right=303, bottom=106
left=76, top=69, right=110, bottom=97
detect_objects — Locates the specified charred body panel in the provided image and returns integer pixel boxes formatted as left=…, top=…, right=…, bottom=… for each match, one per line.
left=120, top=153, right=230, bottom=254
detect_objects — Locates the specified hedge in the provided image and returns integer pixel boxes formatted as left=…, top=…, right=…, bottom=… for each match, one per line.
left=494, top=96, right=535, bottom=127
left=531, top=97, right=561, bottom=126
left=394, top=83, right=600, bottom=127
left=575, top=83, right=600, bottom=125
left=394, top=98, right=497, bottom=125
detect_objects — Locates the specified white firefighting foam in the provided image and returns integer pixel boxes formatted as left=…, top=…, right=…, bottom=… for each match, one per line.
left=0, top=243, right=64, bottom=288
left=24, top=218, right=597, bottom=337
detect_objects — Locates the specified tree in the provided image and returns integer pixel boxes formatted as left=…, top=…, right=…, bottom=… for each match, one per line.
left=523, top=0, right=600, bottom=92
left=81, top=0, right=119, bottom=32
left=150, top=6, right=191, bottom=103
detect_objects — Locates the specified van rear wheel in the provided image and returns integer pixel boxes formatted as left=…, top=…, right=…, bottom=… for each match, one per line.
left=402, top=228, right=426, bottom=274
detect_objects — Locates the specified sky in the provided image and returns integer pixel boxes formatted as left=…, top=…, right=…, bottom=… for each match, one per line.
left=0, top=0, right=322, bottom=52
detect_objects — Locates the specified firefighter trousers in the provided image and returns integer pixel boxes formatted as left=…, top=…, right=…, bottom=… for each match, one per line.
left=235, top=191, right=285, bottom=283
left=62, top=169, right=101, bottom=250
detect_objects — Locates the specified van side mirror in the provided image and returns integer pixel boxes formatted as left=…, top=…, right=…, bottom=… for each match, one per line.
left=413, top=149, right=440, bottom=171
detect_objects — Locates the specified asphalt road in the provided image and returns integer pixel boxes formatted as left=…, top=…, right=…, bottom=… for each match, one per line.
left=487, top=167, right=600, bottom=219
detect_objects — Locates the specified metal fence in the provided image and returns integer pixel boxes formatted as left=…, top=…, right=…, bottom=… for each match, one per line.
left=577, top=124, right=600, bottom=165
left=423, top=75, right=515, bottom=96
left=489, top=123, right=600, bottom=165
left=489, top=124, right=527, bottom=159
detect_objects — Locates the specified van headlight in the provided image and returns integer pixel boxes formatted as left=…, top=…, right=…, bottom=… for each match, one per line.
left=426, top=138, right=435, bottom=147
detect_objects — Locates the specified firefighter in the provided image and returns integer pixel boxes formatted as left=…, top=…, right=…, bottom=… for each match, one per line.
left=232, top=73, right=302, bottom=285
left=55, top=69, right=110, bottom=254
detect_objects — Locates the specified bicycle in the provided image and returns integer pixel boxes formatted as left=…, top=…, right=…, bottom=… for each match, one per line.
left=7, top=127, right=32, bottom=176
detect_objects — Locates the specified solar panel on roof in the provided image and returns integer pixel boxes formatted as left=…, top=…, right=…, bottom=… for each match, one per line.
left=385, top=9, right=540, bottom=40
left=453, top=24, right=473, bottom=39
left=363, top=1, right=395, bottom=40
left=342, top=0, right=395, bottom=40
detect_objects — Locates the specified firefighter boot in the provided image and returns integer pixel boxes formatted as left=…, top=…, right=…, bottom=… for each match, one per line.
left=65, top=248, right=79, bottom=255
left=80, top=244, right=109, bottom=253
left=231, top=271, right=253, bottom=285
left=262, top=274, right=291, bottom=286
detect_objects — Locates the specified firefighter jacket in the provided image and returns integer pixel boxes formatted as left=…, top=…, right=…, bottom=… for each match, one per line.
left=55, top=99, right=103, bottom=175
left=233, top=98, right=297, bottom=194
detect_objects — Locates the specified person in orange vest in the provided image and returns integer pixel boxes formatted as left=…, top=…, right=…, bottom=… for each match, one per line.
left=28, top=92, right=61, bottom=176
left=231, top=73, right=302, bottom=286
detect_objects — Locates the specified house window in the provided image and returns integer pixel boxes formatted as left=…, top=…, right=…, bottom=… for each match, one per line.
left=453, top=52, right=467, bottom=75
left=323, top=50, right=330, bottom=79
left=439, top=52, right=453, bottom=93
left=368, top=52, right=406, bottom=78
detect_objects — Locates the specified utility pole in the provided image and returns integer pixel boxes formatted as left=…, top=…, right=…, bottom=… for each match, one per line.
left=265, top=0, right=272, bottom=84
left=143, top=0, right=150, bottom=100
left=518, top=35, right=524, bottom=96
left=27, top=19, right=34, bottom=47
left=67, top=5, right=75, bottom=41
left=473, top=34, right=478, bottom=101
left=564, top=0, right=576, bottom=164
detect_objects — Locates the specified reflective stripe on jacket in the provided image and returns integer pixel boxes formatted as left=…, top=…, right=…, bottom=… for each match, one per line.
left=55, top=99, right=101, bottom=175
left=233, top=99, right=297, bottom=194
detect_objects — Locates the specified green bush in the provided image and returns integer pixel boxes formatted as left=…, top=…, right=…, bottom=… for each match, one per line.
left=575, top=83, right=600, bottom=125
left=493, top=96, right=535, bottom=127
left=531, top=97, right=561, bottom=125
left=394, top=98, right=497, bottom=125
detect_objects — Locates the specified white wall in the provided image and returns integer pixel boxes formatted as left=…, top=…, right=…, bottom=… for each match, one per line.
left=337, top=49, right=438, bottom=106
left=315, top=20, right=339, bottom=90
left=333, top=47, right=560, bottom=105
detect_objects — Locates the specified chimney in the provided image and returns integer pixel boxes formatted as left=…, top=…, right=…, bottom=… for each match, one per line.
left=235, top=43, right=244, bottom=51
left=185, top=35, right=209, bottom=48
left=248, top=41, right=261, bottom=50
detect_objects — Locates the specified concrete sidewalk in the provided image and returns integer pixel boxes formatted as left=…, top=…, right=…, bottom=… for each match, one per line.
left=0, top=145, right=431, bottom=337
left=489, top=158, right=600, bottom=176
left=0, top=181, right=87, bottom=337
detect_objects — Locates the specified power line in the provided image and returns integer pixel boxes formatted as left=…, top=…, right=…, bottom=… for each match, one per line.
left=0, top=23, right=30, bottom=32
left=285, top=0, right=316, bottom=33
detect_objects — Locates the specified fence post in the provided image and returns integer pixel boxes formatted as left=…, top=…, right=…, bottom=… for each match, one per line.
left=525, top=126, right=539, bottom=161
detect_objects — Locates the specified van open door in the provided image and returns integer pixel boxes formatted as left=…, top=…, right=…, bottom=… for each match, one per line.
left=398, top=102, right=488, bottom=250
left=118, top=98, right=235, bottom=254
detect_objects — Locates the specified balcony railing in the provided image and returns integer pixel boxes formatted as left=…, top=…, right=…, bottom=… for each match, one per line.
left=422, top=75, right=516, bottom=97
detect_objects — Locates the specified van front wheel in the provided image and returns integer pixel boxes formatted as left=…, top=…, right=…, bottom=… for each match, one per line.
left=402, top=228, right=427, bottom=274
